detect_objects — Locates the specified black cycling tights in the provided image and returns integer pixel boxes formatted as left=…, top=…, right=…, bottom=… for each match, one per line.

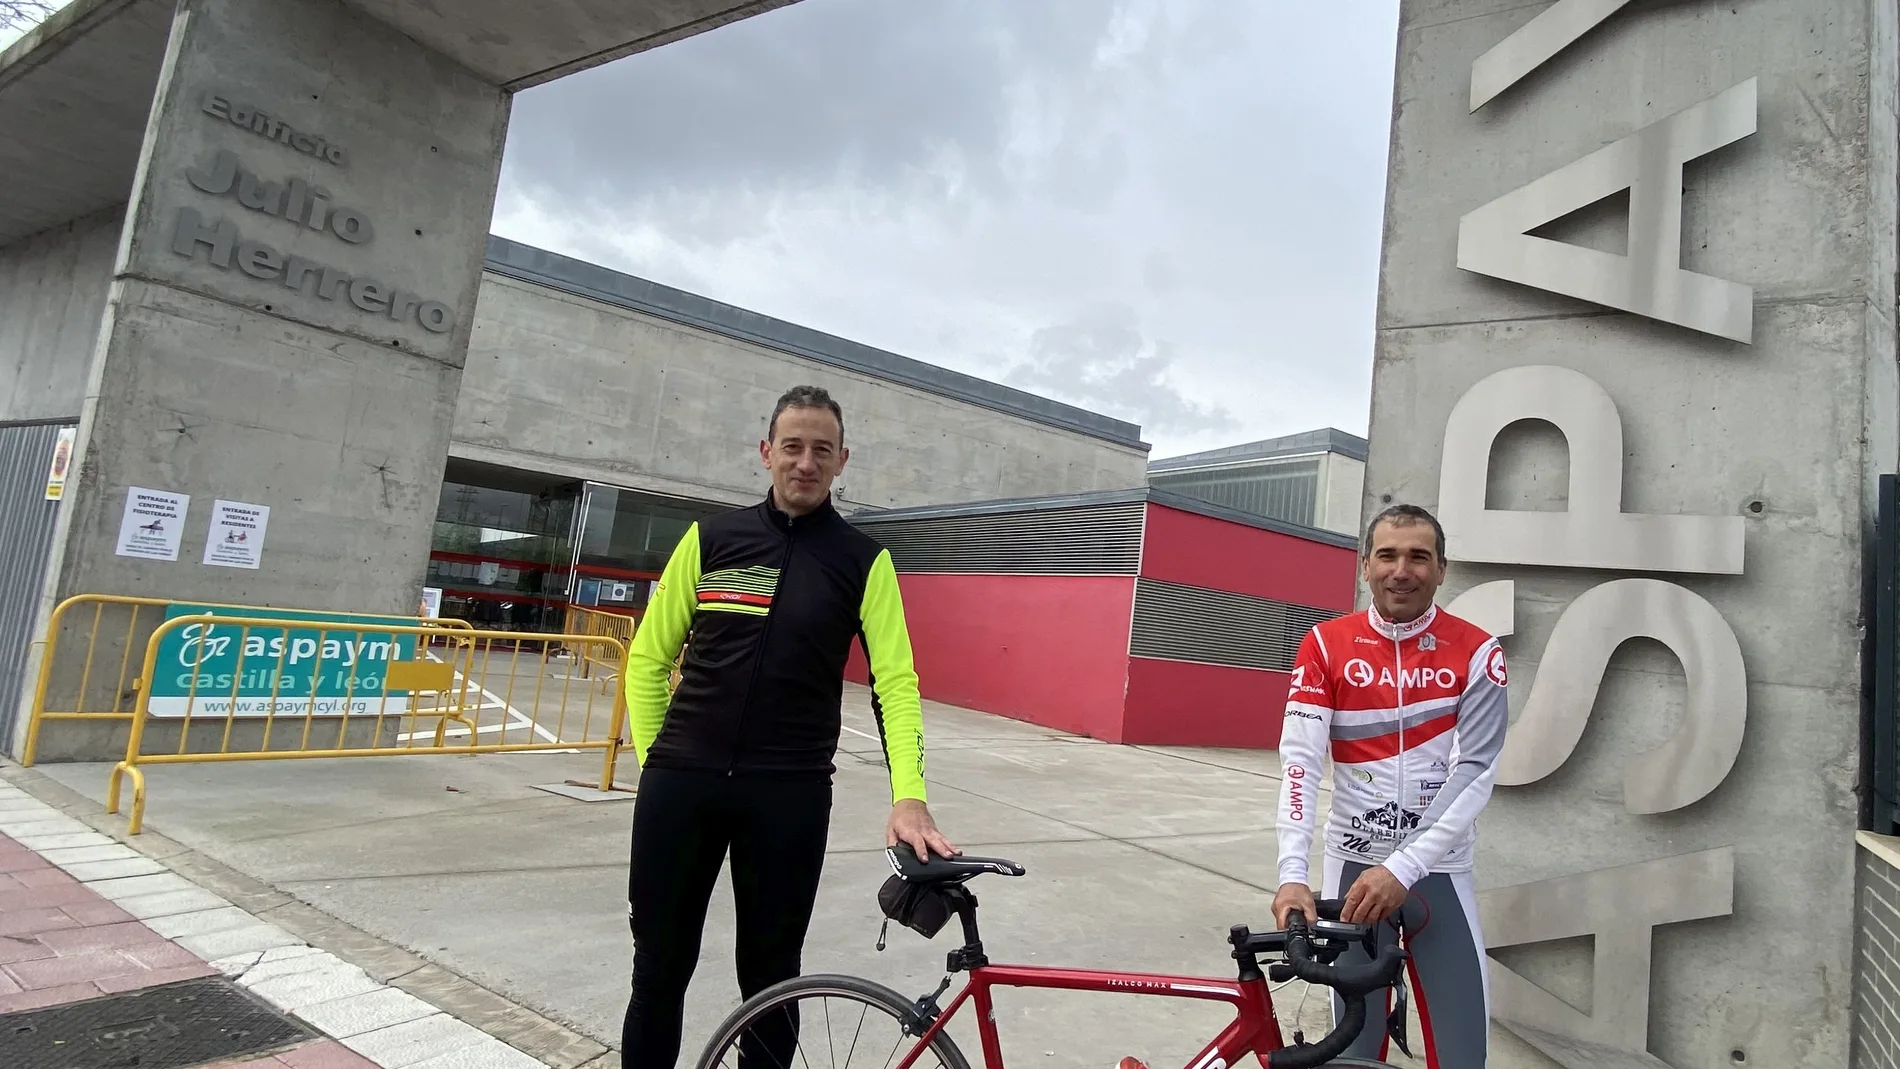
left=621, top=766, right=833, bottom=1069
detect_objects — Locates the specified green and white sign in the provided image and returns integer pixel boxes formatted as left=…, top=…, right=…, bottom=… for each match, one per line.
left=149, top=604, right=421, bottom=718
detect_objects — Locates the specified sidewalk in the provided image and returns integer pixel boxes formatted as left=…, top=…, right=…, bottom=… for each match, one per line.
left=0, top=776, right=593, bottom=1069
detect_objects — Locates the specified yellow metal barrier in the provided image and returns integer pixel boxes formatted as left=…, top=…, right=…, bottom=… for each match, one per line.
left=552, top=605, right=639, bottom=691
left=22, top=594, right=471, bottom=766
left=106, top=616, right=629, bottom=834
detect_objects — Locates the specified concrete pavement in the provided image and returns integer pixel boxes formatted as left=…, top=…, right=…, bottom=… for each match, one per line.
left=0, top=777, right=570, bottom=1068
left=10, top=684, right=1473, bottom=1068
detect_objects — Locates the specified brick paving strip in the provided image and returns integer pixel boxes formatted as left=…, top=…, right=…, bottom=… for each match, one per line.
left=0, top=771, right=613, bottom=1069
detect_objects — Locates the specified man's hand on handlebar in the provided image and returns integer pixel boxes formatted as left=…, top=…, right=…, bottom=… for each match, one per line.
left=1271, top=881, right=1318, bottom=931
left=1340, top=865, right=1407, bottom=926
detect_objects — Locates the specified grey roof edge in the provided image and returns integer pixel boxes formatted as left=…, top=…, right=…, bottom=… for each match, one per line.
left=482, top=235, right=1151, bottom=452
left=1148, top=426, right=1369, bottom=471
left=844, top=485, right=1360, bottom=550
left=0, top=0, right=137, bottom=91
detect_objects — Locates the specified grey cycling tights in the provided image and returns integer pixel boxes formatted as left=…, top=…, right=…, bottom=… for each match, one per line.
left=1323, top=857, right=1490, bottom=1069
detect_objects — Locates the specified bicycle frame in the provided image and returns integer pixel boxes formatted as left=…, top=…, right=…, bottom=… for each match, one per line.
left=895, top=961, right=1286, bottom=1069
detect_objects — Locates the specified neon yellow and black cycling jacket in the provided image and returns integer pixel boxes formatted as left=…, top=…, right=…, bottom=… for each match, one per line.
left=623, top=492, right=928, bottom=804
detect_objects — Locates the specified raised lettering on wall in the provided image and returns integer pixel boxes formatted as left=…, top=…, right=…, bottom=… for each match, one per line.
left=1435, top=4, right=1763, bottom=1066
left=1470, top=0, right=1638, bottom=111
left=1479, top=847, right=1736, bottom=1069
left=1457, top=79, right=1758, bottom=344
left=1446, top=577, right=1746, bottom=814
left=1438, top=364, right=1745, bottom=575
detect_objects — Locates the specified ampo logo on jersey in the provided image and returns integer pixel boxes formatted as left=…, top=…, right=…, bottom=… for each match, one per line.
left=1343, top=657, right=1459, bottom=691
left=1344, top=658, right=1375, bottom=687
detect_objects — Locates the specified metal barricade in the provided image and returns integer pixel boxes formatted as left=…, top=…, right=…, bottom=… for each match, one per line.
left=21, top=594, right=471, bottom=766
left=106, top=616, right=629, bottom=834
left=551, top=604, right=640, bottom=692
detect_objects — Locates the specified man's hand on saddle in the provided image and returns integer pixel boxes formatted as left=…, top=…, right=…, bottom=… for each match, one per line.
left=887, top=798, right=960, bottom=860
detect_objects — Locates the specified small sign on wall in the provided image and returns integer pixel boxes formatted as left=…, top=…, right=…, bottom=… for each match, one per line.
left=203, top=499, right=270, bottom=569
left=115, top=487, right=189, bottom=561
left=44, top=427, right=75, bottom=501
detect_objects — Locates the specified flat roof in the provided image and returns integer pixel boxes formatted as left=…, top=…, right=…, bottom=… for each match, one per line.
left=1148, top=427, right=1368, bottom=473
left=483, top=236, right=1150, bottom=452
left=845, top=485, right=1359, bottom=550
left=0, top=0, right=173, bottom=248
left=0, top=0, right=799, bottom=247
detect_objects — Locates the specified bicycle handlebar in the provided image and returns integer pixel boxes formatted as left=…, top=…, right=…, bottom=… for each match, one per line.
left=1263, top=908, right=1408, bottom=1069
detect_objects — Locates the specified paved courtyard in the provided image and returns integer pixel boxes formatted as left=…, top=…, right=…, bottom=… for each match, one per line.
left=19, top=685, right=1511, bottom=1068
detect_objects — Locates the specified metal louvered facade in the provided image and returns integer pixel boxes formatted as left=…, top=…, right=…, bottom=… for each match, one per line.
left=849, top=499, right=1146, bottom=575
left=0, top=422, right=71, bottom=747
left=1129, top=577, right=1342, bottom=673
left=1147, top=456, right=1323, bottom=529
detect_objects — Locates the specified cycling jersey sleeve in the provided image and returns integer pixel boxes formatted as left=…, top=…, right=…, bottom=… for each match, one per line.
left=1276, top=627, right=1334, bottom=888
left=1382, top=636, right=1509, bottom=888
left=624, top=522, right=701, bottom=766
left=859, top=548, right=928, bottom=804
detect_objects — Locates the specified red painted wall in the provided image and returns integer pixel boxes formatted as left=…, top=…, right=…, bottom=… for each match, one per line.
left=1141, top=502, right=1357, bottom=610
left=846, top=574, right=1136, bottom=741
left=1122, top=657, right=1291, bottom=749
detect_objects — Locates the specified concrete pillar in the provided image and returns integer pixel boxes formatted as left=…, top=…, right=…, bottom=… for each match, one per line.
left=22, top=0, right=508, bottom=757
left=1364, top=2, right=1894, bottom=1067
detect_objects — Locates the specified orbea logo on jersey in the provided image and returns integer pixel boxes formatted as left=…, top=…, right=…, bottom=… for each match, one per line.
left=1486, top=645, right=1509, bottom=687
left=1343, top=658, right=1460, bottom=691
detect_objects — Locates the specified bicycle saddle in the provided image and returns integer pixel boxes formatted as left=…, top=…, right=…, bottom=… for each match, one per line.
left=886, top=841, right=1026, bottom=883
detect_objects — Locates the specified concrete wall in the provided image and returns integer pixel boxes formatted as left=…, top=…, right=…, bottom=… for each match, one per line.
left=1317, top=452, right=1365, bottom=538
left=43, top=0, right=508, bottom=613
left=17, top=0, right=511, bottom=760
left=1364, top=2, right=1894, bottom=1067
left=456, top=269, right=1151, bottom=510
left=0, top=207, right=122, bottom=423
left=1855, top=834, right=1900, bottom=1068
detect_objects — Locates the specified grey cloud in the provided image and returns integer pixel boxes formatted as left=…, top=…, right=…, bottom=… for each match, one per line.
left=1004, top=306, right=1238, bottom=437
left=501, top=0, right=1130, bottom=216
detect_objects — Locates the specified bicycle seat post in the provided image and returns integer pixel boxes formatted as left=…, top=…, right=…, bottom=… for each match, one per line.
left=944, top=886, right=988, bottom=972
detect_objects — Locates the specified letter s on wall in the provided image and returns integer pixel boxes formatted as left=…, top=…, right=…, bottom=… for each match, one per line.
left=1447, top=578, right=1746, bottom=815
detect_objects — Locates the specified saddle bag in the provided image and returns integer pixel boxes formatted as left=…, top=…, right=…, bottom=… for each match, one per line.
left=877, top=875, right=956, bottom=939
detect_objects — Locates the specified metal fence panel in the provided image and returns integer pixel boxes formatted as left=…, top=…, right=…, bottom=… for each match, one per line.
left=0, top=422, right=71, bottom=750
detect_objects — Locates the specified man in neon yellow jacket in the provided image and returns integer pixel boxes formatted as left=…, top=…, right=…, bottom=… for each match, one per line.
left=619, top=384, right=956, bottom=1068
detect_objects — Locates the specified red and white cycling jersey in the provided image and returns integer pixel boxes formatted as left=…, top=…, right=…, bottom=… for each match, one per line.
left=1275, top=603, right=1508, bottom=890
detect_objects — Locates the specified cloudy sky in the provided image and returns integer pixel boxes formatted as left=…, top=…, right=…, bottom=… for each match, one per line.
left=493, top=0, right=1402, bottom=459
left=1, top=1, right=1403, bottom=460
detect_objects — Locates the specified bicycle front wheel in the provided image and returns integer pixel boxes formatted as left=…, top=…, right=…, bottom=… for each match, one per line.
left=693, top=973, right=974, bottom=1069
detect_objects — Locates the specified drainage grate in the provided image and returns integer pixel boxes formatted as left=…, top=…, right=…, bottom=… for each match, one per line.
left=0, top=975, right=315, bottom=1069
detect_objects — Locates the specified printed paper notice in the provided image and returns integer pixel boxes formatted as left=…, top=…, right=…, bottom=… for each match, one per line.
left=203, top=499, right=270, bottom=569
left=116, top=487, right=189, bottom=561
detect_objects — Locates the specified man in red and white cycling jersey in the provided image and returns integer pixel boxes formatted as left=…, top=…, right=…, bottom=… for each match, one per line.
left=1271, top=504, right=1507, bottom=1068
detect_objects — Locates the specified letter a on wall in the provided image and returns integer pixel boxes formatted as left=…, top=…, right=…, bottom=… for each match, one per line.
left=1456, top=78, right=1758, bottom=344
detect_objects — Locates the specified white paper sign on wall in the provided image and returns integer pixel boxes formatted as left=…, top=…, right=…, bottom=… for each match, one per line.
left=203, top=499, right=270, bottom=570
left=115, top=487, right=190, bottom=562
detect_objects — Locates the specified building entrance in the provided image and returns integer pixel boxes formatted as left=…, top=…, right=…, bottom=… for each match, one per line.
left=427, top=459, right=727, bottom=634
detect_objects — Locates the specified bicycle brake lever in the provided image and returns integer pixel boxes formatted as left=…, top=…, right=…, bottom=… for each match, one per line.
left=1387, top=975, right=1412, bottom=1057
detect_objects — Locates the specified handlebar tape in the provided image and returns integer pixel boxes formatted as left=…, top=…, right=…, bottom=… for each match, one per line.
left=1262, top=912, right=1407, bottom=1069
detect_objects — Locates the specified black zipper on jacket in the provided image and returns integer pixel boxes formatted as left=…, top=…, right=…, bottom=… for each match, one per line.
left=727, top=502, right=799, bottom=776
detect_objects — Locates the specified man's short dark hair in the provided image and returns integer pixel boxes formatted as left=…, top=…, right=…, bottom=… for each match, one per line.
left=768, top=385, right=845, bottom=445
left=1363, top=503, right=1446, bottom=562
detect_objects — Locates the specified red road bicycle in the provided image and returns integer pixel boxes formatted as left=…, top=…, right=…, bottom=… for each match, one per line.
left=693, top=844, right=1409, bottom=1069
